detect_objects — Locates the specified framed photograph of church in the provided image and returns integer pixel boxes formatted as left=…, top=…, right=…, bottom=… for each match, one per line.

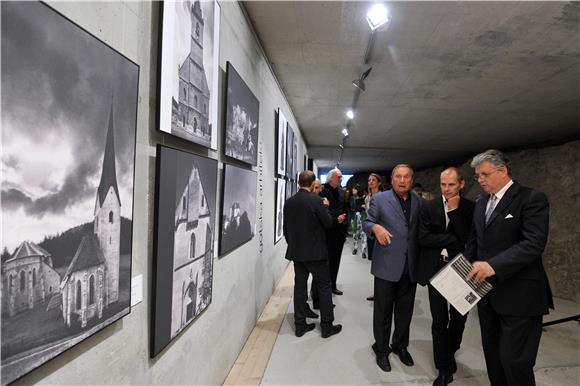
left=276, top=109, right=287, bottom=177
left=219, top=164, right=257, bottom=256
left=151, top=145, right=218, bottom=357
left=224, top=62, right=260, bottom=166
left=1, top=2, right=138, bottom=384
left=274, top=178, right=286, bottom=244
left=158, top=0, right=221, bottom=149
left=286, top=124, right=294, bottom=179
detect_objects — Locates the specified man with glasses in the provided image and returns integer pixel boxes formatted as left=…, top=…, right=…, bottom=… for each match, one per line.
left=466, top=149, right=553, bottom=386
left=364, top=164, right=422, bottom=372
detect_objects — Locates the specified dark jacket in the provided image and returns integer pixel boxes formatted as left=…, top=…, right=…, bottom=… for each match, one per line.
left=284, top=189, right=333, bottom=261
left=465, top=181, right=553, bottom=316
left=319, top=183, right=349, bottom=235
left=417, top=195, right=475, bottom=286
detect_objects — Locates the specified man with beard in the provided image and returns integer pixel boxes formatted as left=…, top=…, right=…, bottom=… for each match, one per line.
left=418, top=167, right=475, bottom=386
left=364, top=164, right=422, bottom=372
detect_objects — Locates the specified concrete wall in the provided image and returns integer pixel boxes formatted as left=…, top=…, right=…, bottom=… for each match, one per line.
left=413, top=140, right=580, bottom=302
left=18, top=1, right=302, bottom=384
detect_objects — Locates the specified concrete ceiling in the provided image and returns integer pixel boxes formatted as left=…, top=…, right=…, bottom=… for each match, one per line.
left=243, top=1, right=580, bottom=172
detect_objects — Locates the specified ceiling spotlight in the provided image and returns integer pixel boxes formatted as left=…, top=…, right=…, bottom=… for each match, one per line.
left=346, top=110, right=354, bottom=119
left=342, top=128, right=349, bottom=137
left=352, top=67, right=373, bottom=92
left=339, top=143, right=344, bottom=149
left=366, top=4, right=389, bottom=31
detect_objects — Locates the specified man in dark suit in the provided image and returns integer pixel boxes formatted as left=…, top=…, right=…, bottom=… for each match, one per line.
left=319, top=168, right=348, bottom=295
left=364, top=164, right=422, bottom=372
left=284, top=170, right=342, bottom=338
left=465, top=149, right=553, bottom=386
left=418, top=167, right=475, bottom=386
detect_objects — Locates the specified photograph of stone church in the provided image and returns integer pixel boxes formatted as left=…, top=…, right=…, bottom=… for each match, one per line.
left=0, top=2, right=138, bottom=384
left=151, top=146, right=217, bottom=356
left=159, top=0, right=220, bottom=149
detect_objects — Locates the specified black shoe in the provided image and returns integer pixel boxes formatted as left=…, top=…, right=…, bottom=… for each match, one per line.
left=321, top=324, right=342, bottom=338
left=332, top=288, right=343, bottom=295
left=451, top=359, right=457, bottom=374
left=362, top=253, right=367, bottom=259
left=352, top=249, right=357, bottom=255
left=391, top=347, right=414, bottom=366
left=366, top=296, right=374, bottom=301
left=433, top=371, right=453, bottom=386
left=376, top=354, right=391, bottom=372
left=295, top=323, right=315, bottom=337
left=305, top=304, right=319, bottom=319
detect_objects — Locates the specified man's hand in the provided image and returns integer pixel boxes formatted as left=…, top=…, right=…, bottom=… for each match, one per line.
left=466, top=261, right=495, bottom=283
left=337, top=213, right=346, bottom=224
left=446, top=194, right=460, bottom=210
left=372, top=224, right=393, bottom=245
left=322, top=197, right=330, bottom=206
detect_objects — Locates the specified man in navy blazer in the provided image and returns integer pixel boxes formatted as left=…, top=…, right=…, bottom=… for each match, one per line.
left=364, top=164, right=422, bottom=372
left=465, top=149, right=553, bottom=386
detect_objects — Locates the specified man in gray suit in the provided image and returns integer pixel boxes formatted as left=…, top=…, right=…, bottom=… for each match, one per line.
left=364, top=164, right=422, bottom=372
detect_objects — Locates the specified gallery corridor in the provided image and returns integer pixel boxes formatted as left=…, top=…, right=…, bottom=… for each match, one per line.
left=226, top=238, right=580, bottom=386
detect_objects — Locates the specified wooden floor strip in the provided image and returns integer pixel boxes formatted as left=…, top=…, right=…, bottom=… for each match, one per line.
left=223, top=263, right=294, bottom=386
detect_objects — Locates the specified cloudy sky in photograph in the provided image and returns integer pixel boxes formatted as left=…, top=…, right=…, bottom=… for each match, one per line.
left=1, top=2, right=139, bottom=252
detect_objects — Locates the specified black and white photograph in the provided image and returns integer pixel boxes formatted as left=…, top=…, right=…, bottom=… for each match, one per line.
left=286, top=179, right=294, bottom=201
left=274, top=178, right=286, bottom=244
left=224, top=62, right=260, bottom=166
left=219, top=164, right=257, bottom=256
left=1, top=2, right=138, bottom=384
left=276, top=109, right=287, bottom=176
left=286, top=124, right=294, bottom=179
left=292, top=134, right=299, bottom=181
left=158, top=0, right=220, bottom=149
left=151, top=146, right=217, bottom=357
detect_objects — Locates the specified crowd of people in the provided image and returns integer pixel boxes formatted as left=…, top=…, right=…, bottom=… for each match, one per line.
left=283, top=149, right=552, bottom=386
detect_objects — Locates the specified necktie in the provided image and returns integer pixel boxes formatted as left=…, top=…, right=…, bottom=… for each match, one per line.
left=485, top=194, right=497, bottom=224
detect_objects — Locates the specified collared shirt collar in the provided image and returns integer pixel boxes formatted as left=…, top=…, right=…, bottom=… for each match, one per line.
left=493, top=179, right=513, bottom=201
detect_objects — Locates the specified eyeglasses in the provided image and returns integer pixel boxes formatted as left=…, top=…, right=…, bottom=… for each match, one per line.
left=473, top=170, right=499, bottom=181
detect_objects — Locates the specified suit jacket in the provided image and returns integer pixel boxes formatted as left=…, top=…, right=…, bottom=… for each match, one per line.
left=465, top=181, right=553, bottom=316
left=284, top=189, right=333, bottom=262
left=363, top=189, right=422, bottom=282
left=417, top=195, right=475, bottom=286
left=320, top=183, right=349, bottom=236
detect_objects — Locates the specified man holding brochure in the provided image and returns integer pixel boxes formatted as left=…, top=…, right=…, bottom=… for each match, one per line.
left=465, top=149, right=553, bottom=386
left=418, top=167, right=474, bottom=386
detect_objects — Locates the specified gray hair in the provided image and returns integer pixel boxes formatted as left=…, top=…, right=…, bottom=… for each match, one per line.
left=470, top=149, right=511, bottom=172
left=327, top=168, right=342, bottom=181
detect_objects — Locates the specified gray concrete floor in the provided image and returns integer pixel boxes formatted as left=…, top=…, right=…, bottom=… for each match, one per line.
left=262, top=238, right=580, bottom=385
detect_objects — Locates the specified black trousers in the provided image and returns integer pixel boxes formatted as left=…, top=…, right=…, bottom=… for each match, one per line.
left=326, top=231, right=346, bottom=289
left=373, top=275, right=417, bottom=353
left=294, top=260, right=334, bottom=327
left=478, top=298, right=543, bottom=386
left=428, top=282, right=468, bottom=371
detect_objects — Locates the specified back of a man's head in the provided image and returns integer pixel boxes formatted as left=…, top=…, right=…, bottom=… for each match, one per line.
left=298, top=170, right=316, bottom=188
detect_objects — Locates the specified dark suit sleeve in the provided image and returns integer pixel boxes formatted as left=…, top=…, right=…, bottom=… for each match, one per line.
left=363, top=196, right=379, bottom=236
left=314, top=198, right=333, bottom=229
left=488, top=190, right=550, bottom=282
left=464, top=222, right=477, bottom=263
left=418, top=203, right=460, bottom=249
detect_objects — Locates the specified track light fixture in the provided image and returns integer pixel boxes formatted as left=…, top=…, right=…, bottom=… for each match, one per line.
left=352, top=67, right=373, bottom=92
left=366, top=3, right=389, bottom=31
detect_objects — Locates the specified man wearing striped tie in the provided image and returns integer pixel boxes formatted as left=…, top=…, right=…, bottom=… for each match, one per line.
left=465, top=149, right=553, bottom=386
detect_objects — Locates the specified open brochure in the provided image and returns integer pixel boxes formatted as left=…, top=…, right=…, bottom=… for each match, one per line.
left=429, top=253, right=493, bottom=316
